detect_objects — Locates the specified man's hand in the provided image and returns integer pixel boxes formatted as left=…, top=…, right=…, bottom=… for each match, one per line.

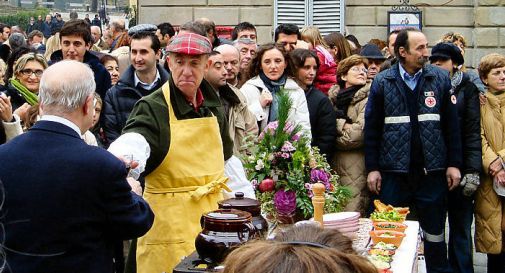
left=260, top=91, right=273, bottom=108
left=367, top=171, right=382, bottom=195
left=446, top=167, right=461, bottom=191
left=489, top=157, right=504, bottom=176
left=127, top=177, right=142, bottom=195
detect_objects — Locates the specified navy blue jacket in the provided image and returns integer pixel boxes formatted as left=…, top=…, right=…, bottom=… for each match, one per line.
left=50, top=50, right=112, bottom=99
left=103, top=64, right=169, bottom=144
left=0, top=120, right=154, bottom=273
left=364, top=63, right=462, bottom=173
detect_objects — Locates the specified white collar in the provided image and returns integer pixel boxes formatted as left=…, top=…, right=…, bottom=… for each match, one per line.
left=134, top=69, right=160, bottom=90
left=40, top=115, right=82, bottom=136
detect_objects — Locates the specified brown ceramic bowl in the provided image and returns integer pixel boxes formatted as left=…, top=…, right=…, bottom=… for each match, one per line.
left=373, top=221, right=407, bottom=233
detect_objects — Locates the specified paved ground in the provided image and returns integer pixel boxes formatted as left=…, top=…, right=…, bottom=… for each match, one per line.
left=445, top=219, right=487, bottom=273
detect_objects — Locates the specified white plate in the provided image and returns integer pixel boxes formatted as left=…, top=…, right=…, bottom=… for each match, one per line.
left=322, top=212, right=360, bottom=222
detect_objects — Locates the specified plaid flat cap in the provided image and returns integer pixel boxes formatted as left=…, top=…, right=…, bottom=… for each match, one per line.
left=166, top=33, right=212, bottom=55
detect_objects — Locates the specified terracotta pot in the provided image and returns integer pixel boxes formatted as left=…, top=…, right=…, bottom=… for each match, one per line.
left=218, top=192, right=268, bottom=238
left=195, top=208, right=256, bottom=263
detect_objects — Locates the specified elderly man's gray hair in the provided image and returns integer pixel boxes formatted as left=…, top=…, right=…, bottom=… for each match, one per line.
left=9, top=33, right=27, bottom=51
left=39, top=60, right=96, bottom=113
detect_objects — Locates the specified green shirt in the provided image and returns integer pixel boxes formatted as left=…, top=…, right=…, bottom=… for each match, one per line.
left=122, top=75, right=234, bottom=176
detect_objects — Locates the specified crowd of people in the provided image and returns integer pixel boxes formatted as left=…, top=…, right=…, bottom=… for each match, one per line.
left=0, top=12, right=504, bottom=273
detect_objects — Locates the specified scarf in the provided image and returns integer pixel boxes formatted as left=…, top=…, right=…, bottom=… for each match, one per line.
left=259, top=71, right=287, bottom=122
left=334, top=85, right=362, bottom=123
left=315, top=45, right=336, bottom=67
left=10, top=78, right=38, bottom=106
left=450, top=70, right=464, bottom=94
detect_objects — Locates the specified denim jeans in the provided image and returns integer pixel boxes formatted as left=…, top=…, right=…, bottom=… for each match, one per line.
left=374, top=171, right=452, bottom=273
left=447, top=187, right=474, bottom=273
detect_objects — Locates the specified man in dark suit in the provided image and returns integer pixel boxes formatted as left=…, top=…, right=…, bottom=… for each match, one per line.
left=0, top=60, right=154, bottom=273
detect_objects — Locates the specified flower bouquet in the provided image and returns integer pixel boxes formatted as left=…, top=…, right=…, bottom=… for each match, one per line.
left=242, top=90, right=351, bottom=224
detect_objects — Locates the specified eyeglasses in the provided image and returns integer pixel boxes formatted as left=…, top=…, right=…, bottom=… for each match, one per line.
left=20, top=69, right=44, bottom=77
left=350, top=67, right=368, bottom=74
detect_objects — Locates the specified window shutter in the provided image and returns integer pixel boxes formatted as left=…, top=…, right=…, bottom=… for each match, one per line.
left=311, top=0, right=344, bottom=36
left=274, top=0, right=345, bottom=35
left=274, top=0, right=308, bottom=28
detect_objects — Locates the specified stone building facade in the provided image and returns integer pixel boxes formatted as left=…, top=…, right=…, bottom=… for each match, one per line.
left=137, top=0, right=505, bottom=67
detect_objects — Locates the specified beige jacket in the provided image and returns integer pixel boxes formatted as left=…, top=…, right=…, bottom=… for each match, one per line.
left=1, top=114, right=23, bottom=142
left=328, top=83, right=371, bottom=214
left=475, top=91, right=505, bottom=254
left=226, top=84, right=259, bottom=156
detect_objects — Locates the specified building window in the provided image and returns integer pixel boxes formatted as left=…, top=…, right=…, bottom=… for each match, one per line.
left=274, top=0, right=345, bottom=35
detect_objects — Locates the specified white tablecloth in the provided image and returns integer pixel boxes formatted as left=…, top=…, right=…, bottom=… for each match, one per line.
left=390, top=220, right=420, bottom=273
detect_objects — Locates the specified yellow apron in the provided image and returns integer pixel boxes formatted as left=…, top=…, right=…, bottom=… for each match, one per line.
left=136, top=82, right=230, bottom=273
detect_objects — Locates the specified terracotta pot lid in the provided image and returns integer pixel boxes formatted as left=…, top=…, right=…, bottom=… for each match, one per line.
left=203, top=208, right=252, bottom=223
left=218, top=192, right=261, bottom=215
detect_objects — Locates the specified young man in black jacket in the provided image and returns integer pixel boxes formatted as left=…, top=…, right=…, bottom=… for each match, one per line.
left=103, top=31, right=169, bottom=145
left=49, top=19, right=111, bottom=99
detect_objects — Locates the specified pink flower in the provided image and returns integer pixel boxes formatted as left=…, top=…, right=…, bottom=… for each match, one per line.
left=305, top=183, right=314, bottom=198
left=265, top=121, right=279, bottom=135
left=281, top=152, right=290, bottom=159
left=281, top=141, right=296, bottom=152
left=291, top=133, right=301, bottom=142
left=283, top=122, right=294, bottom=134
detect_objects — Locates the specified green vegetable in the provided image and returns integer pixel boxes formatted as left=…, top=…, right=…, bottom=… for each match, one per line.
left=371, top=210, right=403, bottom=222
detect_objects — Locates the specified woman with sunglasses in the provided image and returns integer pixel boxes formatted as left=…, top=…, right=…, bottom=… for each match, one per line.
left=4, top=52, right=48, bottom=111
left=328, top=55, right=371, bottom=215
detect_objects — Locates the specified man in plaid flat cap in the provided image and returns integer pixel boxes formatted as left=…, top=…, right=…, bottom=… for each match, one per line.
left=115, top=33, right=234, bottom=273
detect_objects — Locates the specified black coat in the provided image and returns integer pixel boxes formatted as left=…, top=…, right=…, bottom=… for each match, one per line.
left=0, top=120, right=154, bottom=273
left=3, top=82, right=28, bottom=111
left=305, top=86, right=336, bottom=162
left=453, top=72, right=482, bottom=174
left=50, top=50, right=112, bottom=99
left=102, top=64, right=169, bottom=144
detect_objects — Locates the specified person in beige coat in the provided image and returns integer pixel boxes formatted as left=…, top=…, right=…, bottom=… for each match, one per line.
left=475, top=53, right=505, bottom=271
left=329, top=55, right=371, bottom=215
left=205, top=51, right=258, bottom=156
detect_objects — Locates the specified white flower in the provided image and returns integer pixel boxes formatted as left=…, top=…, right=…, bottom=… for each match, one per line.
left=268, top=153, right=274, bottom=161
left=255, top=159, right=265, bottom=170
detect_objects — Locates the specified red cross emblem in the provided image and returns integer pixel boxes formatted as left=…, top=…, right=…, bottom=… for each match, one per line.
left=425, top=97, right=437, bottom=108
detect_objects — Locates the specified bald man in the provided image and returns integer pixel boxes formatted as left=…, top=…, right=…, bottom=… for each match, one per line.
left=215, top=44, right=240, bottom=87
left=0, top=60, right=154, bottom=272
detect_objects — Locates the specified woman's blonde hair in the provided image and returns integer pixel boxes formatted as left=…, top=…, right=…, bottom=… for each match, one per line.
left=478, top=53, right=505, bottom=85
left=13, top=52, right=48, bottom=79
left=301, top=26, right=329, bottom=49
left=440, top=32, right=467, bottom=48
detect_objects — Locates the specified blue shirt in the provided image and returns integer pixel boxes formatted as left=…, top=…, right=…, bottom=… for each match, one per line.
left=399, top=64, right=423, bottom=91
